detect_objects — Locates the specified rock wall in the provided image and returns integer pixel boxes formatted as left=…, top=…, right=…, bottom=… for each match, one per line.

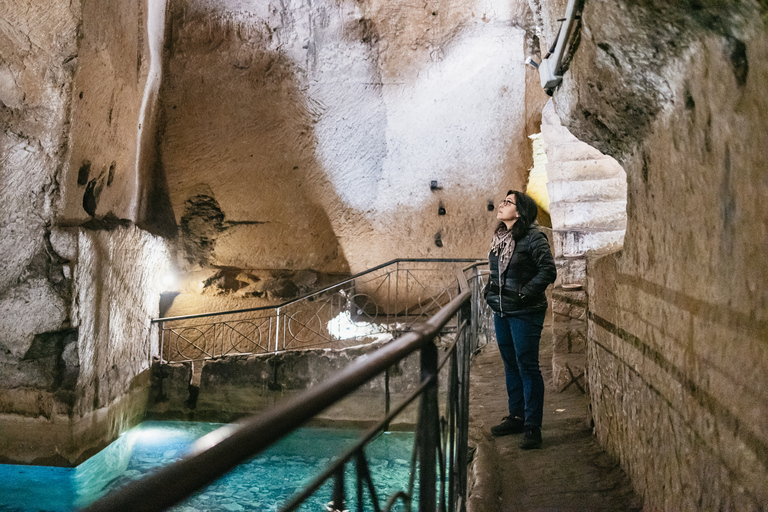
left=57, top=0, right=173, bottom=233
left=0, top=1, right=174, bottom=464
left=533, top=0, right=768, bottom=508
left=157, top=0, right=549, bottom=317
left=147, top=340, right=427, bottom=426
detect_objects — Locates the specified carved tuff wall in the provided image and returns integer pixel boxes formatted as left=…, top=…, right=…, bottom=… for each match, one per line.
left=532, top=0, right=768, bottom=508
left=157, top=0, right=549, bottom=317
left=0, top=0, right=547, bottom=463
left=0, top=0, right=173, bottom=464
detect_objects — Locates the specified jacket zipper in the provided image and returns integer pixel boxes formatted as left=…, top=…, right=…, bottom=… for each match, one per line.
left=498, top=271, right=504, bottom=315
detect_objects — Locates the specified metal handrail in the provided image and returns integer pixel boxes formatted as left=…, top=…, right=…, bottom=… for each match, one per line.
left=279, top=319, right=467, bottom=512
left=82, top=288, right=471, bottom=512
left=154, top=258, right=481, bottom=323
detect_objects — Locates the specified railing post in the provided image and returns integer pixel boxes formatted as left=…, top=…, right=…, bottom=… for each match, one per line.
left=457, top=324, right=471, bottom=512
left=471, top=266, right=480, bottom=351
left=385, top=366, right=391, bottom=427
left=159, top=323, right=165, bottom=365
left=331, top=466, right=346, bottom=512
left=419, top=339, right=439, bottom=512
left=275, top=307, right=281, bottom=352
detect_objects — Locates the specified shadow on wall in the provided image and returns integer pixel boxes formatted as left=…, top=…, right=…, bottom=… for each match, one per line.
left=157, top=8, right=351, bottom=315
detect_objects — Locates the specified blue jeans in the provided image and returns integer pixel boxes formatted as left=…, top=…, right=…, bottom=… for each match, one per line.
left=494, top=310, right=546, bottom=427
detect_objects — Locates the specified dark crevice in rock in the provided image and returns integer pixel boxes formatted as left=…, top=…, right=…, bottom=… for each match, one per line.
left=82, top=175, right=105, bottom=217
left=596, top=42, right=621, bottom=69
left=268, top=359, right=283, bottom=391
left=641, top=150, right=650, bottom=184
left=77, top=160, right=91, bottom=186
left=185, top=385, right=199, bottom=409
left=559, top=2, right=584, bottom=75
left=81, top=211, right=132, bottom=231
left=107, top=160, right=116, bottom=186
left=159, top=291, right=180, bottom=318
left=725, top=36, right=748, bottom=87
left=136, top=152, right=178, bottom=239
left=21, top=328, right=79, bottom=397
left=684, top=88, right=696, bottom=110
left=181, top=194, right=225, bottom=266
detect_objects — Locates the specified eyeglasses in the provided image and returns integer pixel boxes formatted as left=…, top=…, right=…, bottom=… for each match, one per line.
left=498, top=199, right=516, bottom=207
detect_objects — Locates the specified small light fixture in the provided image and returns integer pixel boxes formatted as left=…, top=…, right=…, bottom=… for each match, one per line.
left=438, top=202, right=446, bottom=216
left=487, top=200, right=495, bottom=211
left=161, top=272, right=177, bottom=292
left=434, top=232, right=443, bottom=247
left=430, top=180, right=442, bottom=191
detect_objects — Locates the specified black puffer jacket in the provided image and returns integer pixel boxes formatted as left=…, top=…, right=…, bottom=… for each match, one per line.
left=485, top=226, right=557, bottom=315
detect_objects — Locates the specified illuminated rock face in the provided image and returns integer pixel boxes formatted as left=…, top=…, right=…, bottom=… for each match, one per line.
left=157, top=0, right=548, bottom=316
left=0, top=0, right=174, bottom=464
left=0, top=0, right=545, bottom=463
left=533, top=0, right=768, bottom=508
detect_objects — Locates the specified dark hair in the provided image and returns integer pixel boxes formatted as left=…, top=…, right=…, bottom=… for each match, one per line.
left=496, top=190, right=539, bottom=240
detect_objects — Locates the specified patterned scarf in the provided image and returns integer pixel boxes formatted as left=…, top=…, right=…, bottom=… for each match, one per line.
left=490, top=226, right=516, bottom=276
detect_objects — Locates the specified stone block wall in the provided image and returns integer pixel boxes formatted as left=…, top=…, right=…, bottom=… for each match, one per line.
left=532, top=0, right=768, bottom=508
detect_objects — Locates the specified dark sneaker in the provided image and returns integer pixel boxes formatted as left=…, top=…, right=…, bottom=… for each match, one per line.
left=490, top=416, right=525, bottom=436
left=519, top=426, right=542, bottom=449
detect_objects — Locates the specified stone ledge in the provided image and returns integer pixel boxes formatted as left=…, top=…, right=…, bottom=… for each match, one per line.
left=0, top=371, right=150, bottom=466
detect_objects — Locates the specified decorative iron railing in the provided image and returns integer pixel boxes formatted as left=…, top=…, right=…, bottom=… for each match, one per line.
left=82, top=261, right=492, bottom=512
left=155, top=259, right=483, bottom=363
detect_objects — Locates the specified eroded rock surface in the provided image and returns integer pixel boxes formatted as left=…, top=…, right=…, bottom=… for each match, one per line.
left=532, top=0, right=768, bottom=508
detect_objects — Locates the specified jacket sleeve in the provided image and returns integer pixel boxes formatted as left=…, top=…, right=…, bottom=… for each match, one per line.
left=520, top=231, right=557, bottom=297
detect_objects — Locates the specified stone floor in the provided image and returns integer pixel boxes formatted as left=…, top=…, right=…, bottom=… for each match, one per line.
left=465, top=326, right=644, bottom=512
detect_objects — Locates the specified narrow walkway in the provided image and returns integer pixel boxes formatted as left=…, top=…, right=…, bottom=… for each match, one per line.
left=465, top=325, right=643, bottom=512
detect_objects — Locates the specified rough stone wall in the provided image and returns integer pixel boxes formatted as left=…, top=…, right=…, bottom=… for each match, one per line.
left=533, top=0, right=768, bottom=508
left=147, top=340, right=426, bottom=426
left=58, top=0, right=173, bottom=233
left=158, top=0, right=549, bottom=317
left=0, top=0, right=78, bottom=372
left=0, top=1, right=174, bottom=464
left=0, top=0, right=80, bottom=464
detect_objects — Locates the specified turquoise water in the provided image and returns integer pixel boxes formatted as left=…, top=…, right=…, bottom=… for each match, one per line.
left=0, top=421, right=416, bottom=511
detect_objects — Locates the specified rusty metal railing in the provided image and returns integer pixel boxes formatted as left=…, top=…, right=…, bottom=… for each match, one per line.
left=155, top=259, right=482, bottom=364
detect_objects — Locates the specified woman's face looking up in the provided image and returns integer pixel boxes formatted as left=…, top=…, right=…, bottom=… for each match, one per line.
left=497, top=193, right=518, bottom=225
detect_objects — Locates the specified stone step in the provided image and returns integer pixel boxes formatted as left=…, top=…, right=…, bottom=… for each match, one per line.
left=546, top=157, right=626, bottom=181
left=553, top=228, right=626, bottom=257
left=545, top=142, right=607, bottom=163
left=540, top=123, right=580, bottom=144
left=554, top=257, right=586, bottom=285
left=547, top=177, right=627, bottom=203
left=550, top=200, right=627, bottom=230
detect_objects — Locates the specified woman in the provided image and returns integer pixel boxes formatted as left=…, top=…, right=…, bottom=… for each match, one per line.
left=485, top=190, right=556, bottom=449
